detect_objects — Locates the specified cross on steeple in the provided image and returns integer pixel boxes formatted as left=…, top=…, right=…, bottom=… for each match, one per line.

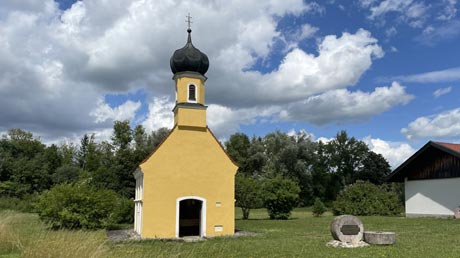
left=186, top=13, right=193, bottom=32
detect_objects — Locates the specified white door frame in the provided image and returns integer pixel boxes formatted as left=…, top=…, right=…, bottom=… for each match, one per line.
left=175, top=196, right=206, bottom=238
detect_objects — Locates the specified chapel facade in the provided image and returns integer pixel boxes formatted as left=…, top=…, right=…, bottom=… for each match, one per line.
left=133, top=27, right=238, bottom=238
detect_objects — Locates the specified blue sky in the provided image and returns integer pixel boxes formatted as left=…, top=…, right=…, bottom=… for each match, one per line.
left=0, top=0, right=459, bottom=167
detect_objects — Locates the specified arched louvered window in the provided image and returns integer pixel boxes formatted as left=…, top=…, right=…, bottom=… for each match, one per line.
left=188, top=84, right=196, bottom=102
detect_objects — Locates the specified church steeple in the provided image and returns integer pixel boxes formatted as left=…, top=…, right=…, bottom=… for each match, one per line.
left=170, top=15, right=209, bottom=76
left=170, top=17, right=208, bottom=129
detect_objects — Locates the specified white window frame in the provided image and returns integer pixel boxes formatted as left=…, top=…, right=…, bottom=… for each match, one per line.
left=175, top=196, right=206, bottom=238
left=187, top=83, right=198, bottom=103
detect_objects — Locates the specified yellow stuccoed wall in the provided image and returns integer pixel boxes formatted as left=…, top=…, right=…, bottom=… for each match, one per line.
left=175, top=76, right=205, bottom=104
left=139, top=126, right=238, bottom=238
left=174, top=108, right=206, bottom=128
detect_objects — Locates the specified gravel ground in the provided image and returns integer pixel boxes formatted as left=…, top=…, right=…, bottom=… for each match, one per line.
left=106, top=229, right=262, bottom=242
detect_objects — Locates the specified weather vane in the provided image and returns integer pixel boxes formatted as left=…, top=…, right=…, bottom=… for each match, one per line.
left=186, top=13, right=193, bottom=31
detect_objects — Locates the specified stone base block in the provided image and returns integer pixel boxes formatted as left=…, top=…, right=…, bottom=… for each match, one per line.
left=364, top=231, right=396, bottom=245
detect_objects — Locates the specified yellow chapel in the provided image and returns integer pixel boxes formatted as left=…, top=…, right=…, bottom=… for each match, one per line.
left=133, top=27, right=238, bottom=239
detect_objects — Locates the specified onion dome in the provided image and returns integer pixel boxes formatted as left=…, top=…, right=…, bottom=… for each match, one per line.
left=170, top=29, right=209, bottom=76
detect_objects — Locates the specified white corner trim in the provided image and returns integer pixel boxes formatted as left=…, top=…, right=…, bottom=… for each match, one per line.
left=133, top=167, right=143, bottom=178
left=175, top=196, right=207, bottom=238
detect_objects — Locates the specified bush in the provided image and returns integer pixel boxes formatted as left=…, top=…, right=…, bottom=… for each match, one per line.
left=332, top=181, right=403, bottom=216
left=0, top=194, right=39, bottom=213
left=235, top=175, right=263, bottom=219
left=36, top=184, right=119, bottom=229
left=263, top=177, right=300, bottom=220
left=112, top=196, right=134, bottom=224
left=312, top=198, right=326, bottom=217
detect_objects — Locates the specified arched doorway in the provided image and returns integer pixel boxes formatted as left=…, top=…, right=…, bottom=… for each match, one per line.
left=176, top=196, right=206, bottom=238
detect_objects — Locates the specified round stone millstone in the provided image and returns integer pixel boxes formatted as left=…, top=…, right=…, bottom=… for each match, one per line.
left=330, top=215, right=364, bottom=244
left=364, top=231, right=396, bottom=245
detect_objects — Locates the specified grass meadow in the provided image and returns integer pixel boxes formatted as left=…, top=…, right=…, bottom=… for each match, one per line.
left=2, top=208, right=460, bottom=258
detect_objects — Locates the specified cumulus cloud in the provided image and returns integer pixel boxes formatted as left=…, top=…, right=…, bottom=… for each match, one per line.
left=0, top=0, right=402, bottom=142
left=433, top=86, right=452, bottom=98
left=281, top=82, right=413, bottom=125
left=363, top=137, right=416, bottom=168
left=141, top=97, right=175, bottom=132
left=0, top=0, right=318, bottom=141
left=209, top=28, right=384, bottom=106
left=401, top=108, right=460, bottom=140
left=207, top=105, right=281, bottom=138
left=90, top=100, right=141, bottom=123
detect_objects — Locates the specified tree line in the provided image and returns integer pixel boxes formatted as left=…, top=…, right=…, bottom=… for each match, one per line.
left=226, top=130, right=392, bottom=207
left=1, top=122, right=393, bottom=217
left=0, top=121, right=169, bottom=200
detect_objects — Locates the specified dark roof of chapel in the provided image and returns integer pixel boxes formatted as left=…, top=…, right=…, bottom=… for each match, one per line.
left=170, top=29, right=209, bottom=76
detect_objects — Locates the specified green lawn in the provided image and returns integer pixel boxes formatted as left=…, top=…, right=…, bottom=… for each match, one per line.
left=2, top=208, right=460, bottom=258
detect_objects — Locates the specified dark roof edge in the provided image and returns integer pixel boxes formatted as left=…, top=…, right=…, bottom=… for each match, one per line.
left=431, top=141, right=460, bottom=158
left=387, top=141, right=460, bottom=182
left=207, top=126, right=239, bottom=168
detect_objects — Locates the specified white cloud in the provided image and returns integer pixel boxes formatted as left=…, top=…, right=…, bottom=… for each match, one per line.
left=207, top=105, right=280, bottom=138
left=365, top=0, right=429, bottom=28
left=297, top=24, right=319, bottom=40
left=385, top=27, right=398, bottom=38
left=416, top=20, right=460, bottom=45
left=363, top=137, right=416, bottom=168
left=359, top=0, right=379, bottom=8
left=433, top=86, right=452, bottom=98
left=281, top=82, right=413, bottom=125
left=237, top=29, right=384, bottom=104
left=401, top=108, right=460, bottom=140
left=141, top=97, right=175, bottom=132
left=90, top=99, right=141, bottom=123
left=369, top=0, right=413, bottom=18
left=382, top=67, right=460, bottom=83
left=0, top=0, right=393, bottom=143
left=0, top=0, right=320, bottom=141
left=437, top=0, right=457, bottom=21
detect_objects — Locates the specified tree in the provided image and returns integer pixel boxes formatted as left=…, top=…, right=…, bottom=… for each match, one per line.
left=225, top=133, right=250, bottom=171
left=133, top=124, right=148, bottom=151
left=45, top=144, right=62, bottom=173
left=112, top=120, right=133, bottom=150
left=332, top=181, right=402, bottom=216
left=36, top=184, right=119, bottom=229
left=52, top=165, right=82, bottom=184
left=356, top=151, right=391, bottom=184
left=59, top=143, right=77, bottom=167
left=235, top=175, right=263, bottom=219
left=325, top=130, right=369, bottom=186
left=147, top=127, right=170, bottom=150
left=262, top=177, right=301, bottom=219
left=243, top=136, right=266, bottom=177
left=78, top=134, right=90, bottom=169
left=312, top=198, right=326, bottom=217
left=0, top=129, right=51, bottom=196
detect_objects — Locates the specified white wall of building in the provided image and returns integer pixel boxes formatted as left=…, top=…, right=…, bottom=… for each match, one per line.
left=405, top=177, right=460, bottom=217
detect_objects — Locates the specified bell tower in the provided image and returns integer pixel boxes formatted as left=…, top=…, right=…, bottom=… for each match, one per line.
left=170, top=20, right=209, bottom=129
